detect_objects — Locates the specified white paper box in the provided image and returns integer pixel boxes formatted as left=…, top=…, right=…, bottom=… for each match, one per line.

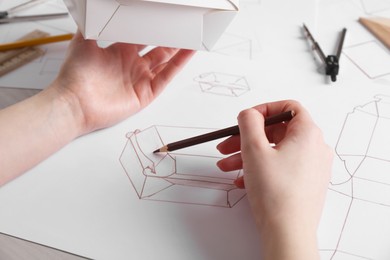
left=63, top=0, right=239, bottom=50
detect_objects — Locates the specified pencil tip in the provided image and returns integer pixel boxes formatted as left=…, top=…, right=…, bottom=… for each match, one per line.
left=153, top=145, right=169, bottom=153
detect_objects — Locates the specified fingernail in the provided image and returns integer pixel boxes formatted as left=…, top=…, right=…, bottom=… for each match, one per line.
left=234, top=178, right=245, bottom=189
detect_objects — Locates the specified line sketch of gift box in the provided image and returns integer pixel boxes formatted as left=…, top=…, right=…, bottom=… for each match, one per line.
left=194, top=72, right=250, bottom=97
left=119, top=125, right=246, bottom=208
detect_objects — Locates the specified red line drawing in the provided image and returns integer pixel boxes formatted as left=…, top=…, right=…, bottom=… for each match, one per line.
left=119, top=125, right=246, bottom=208
left=343, top=41, right=390, bottom=80
left=323, top=95, right=390, bottom=259
left=194, top=72, right=250, bottom=97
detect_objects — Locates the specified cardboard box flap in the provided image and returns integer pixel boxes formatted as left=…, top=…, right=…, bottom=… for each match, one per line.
left=87, top=1, right=121, bottom=38
left=96, top=1, right=204, bottom=49
left=64, top=0, right=239, bottom=50
left=64, top=0, right=121, bottom=38
left=203, top=10, right=237, bottom=50
left=117, top=0, right=238, bottom=11
left=63, top=0, right=87, bottom=32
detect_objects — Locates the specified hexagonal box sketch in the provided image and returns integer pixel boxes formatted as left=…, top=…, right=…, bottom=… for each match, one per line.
left=119, top=125, right=246, bottom=208
left=194, top=72, right=250, bottom=97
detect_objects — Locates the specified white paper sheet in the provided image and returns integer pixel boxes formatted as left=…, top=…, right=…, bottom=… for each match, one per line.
left=314, top=1, right=390, bottom=259
left=3, top=0, right=390, bottom=259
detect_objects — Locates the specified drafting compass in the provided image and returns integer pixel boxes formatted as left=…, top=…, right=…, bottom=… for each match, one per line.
left=303, top=24, right=347, bottom=82
left=0, top=0, right=68, bottom=23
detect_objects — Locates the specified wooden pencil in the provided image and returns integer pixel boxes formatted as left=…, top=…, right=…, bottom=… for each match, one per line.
left=0, top=33, right=74, bottom=52
left=153, top=110, right=296, bottom=153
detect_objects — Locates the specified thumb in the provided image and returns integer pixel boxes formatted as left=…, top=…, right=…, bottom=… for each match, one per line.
left=238, top=108, right=270, bottom=154
left=238, top=108, right=272, bottom=187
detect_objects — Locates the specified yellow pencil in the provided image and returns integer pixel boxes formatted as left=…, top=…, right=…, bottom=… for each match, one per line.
left=0, top=33, right=74, bottom=52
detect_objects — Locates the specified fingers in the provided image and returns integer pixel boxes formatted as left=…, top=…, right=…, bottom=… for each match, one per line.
left=253, top=100, right=313, bottom=128
left=216, top=135, right=240, bottom=155
left=234, top=176, right=245, bottom=189
left=251, top=100, right=313, bottom=144
left=251, top=99, right=302, bottom=118
left=109, top=41, right=146, bottom=52
left=217, top=152, right=243, bottom=172
left=143, top=47, right=179, bottom=70
left=216, top=100, right=316, bottom=190
left=108, top=45, right=179, bottom=70
left=217, top=101, right=310, bottom=157
left=103, top=43, right=147, bottom=71
left=238, top=108, right=270, bottom=154
left=151, top=49, right=195, bottom=94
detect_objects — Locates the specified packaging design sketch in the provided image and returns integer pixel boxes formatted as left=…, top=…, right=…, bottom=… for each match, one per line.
left=120, top=125, right=246, bottom=208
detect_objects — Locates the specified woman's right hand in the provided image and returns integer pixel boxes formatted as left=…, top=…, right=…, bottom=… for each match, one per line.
left=216, top=100, right=334, bottom=260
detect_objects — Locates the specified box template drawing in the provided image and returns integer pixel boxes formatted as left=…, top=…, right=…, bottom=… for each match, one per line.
left=194, top=72, right=250, bottom=97
left=119, top=125, right=246, bottom=207
left=335, top=95, right=390, bottom=205
left=327, top=95, right=390, bottom=258
left=343, top=41, right=390, bottom=79
left=63, top=0, right=239, bottom=50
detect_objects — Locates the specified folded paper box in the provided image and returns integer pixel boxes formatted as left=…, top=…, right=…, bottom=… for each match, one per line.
left=63, top=0, right=239, bottom=50
left=119, top=125, right=246, bottom=207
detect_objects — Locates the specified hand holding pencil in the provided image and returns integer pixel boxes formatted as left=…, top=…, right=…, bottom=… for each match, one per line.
left=216, top=100, right=334, bottom=260
left=153, top=110, right=295, bottom=153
